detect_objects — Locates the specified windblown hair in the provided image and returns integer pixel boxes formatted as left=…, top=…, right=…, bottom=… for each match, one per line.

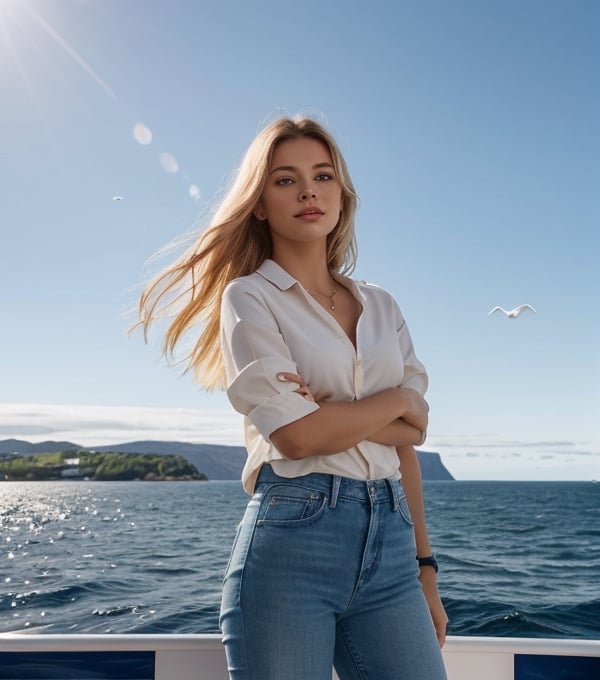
left=136, top=116, right=359, bottom=390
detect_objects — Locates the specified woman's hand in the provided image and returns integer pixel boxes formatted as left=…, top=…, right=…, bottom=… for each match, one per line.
left=419, top=567, right=448, bottom=647
left=277, top=372, right=315, bottom=402
left=275, top=376, right=428, bottom=433
left=397, top=387, right=429, bottom=433
left=270, top=378, right=426, bottom=459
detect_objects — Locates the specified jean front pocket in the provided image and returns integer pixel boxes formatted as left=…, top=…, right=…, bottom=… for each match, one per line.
left=256, top=484, right=328, bottom=527
left=397, top=492, right=414, bottom=527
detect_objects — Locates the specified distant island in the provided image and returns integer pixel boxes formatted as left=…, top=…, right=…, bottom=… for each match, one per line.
left=0, top=449, right=206, bottom=482
left=0, top=439, right=455, bottom=482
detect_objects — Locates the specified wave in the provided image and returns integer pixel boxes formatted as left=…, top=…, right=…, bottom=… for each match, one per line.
left=444, top=597, right=600, bottom=639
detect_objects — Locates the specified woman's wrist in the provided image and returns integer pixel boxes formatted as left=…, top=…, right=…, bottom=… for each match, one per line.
left=394, top=386, right=409, bottom=417
left=367, top=419, right=422, bottom=446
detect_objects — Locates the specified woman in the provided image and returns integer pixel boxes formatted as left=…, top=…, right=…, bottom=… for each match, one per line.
left=138, top=116, right=447, bottom=679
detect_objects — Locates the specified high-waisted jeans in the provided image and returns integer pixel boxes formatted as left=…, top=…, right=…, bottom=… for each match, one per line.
left=220, top=465, right=447, bottom=680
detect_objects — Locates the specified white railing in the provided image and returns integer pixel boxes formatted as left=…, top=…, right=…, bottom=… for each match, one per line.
left=1, top=633, right=599, bottom=679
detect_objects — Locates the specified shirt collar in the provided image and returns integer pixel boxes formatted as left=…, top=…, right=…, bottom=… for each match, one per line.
left=256, top=259, right=298, bottom=291
left=256, top=258, right=366, bottom=304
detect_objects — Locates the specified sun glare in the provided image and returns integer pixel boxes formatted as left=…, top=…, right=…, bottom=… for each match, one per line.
left=3, top=0, right=202, bottom=203
left=0, top=1, right=20, bottom=42
left=1, top=0, right=117, bottom=101
left=0, top=0, right=20, bottom=17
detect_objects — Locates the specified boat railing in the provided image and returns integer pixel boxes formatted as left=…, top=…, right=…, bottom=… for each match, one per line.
left=0, top=633, right=599, bottom=679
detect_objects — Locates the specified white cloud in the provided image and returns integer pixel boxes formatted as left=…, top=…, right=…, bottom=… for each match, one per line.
left=0, top=403, right=245, bottom=447
left=426, top=433, right=600, bottom=481
left=1, top=404, right=599, bottom=481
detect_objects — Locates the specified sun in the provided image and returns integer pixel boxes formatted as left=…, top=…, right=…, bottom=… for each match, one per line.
left=0, top=1, right=38, bottom=102
left=0, top=0, right=118, bottom=101
left=0, top=1, right=36, bottom=45
left=0, top=0, right=201, bottom=202
left=0, top=0, right=20, bottom=17
left=0, top=0, right=19, bottom=42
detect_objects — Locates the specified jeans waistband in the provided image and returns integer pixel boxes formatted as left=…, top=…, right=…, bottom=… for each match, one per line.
left=256, top=464, right=403, bottom=511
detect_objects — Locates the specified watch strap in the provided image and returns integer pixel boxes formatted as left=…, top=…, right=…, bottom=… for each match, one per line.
left=417, top=555, right=439, bottom=573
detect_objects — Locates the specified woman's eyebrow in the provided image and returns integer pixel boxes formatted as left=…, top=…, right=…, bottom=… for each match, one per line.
left=269, top=162, right=334, bottom=175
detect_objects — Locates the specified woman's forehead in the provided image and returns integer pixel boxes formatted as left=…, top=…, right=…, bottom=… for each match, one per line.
left=270, top=136, right=332, bottom=167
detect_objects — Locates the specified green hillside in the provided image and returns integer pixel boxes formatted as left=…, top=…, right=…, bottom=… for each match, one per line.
left=0, top=450, right=207, bottom=482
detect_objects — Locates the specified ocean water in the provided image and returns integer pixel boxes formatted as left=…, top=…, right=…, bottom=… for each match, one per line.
left=0, top=480, right=598, bottom=639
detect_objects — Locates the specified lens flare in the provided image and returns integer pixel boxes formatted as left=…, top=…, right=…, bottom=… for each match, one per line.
left=133, top=123, right=152, bottom=145
left=159, top=152, right=179, bottom=174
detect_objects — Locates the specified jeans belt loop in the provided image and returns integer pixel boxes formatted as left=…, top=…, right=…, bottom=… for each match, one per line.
left=329, top=475, right=341, bottom=508
left=387, top=478, right=400, bottom=512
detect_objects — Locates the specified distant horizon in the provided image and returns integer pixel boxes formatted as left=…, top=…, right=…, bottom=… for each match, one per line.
left=0, top=402, right=597, bottom=482
left=1, top=437, right=596, bottom=483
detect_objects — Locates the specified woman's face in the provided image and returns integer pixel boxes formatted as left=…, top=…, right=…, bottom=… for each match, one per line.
left=255, top=136, right=342, bottom=251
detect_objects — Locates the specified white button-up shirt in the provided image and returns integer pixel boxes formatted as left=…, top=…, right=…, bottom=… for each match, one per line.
left=221, top=259, right=428, bottom=493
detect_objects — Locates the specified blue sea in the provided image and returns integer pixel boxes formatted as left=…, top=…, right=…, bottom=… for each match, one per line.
left=1, top=480, right=598, bottom=639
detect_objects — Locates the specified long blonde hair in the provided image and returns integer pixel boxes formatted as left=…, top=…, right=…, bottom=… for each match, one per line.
left=137, top=116, right=359, bottom=390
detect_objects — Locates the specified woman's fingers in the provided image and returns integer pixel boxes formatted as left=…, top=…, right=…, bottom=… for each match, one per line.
left=277, top=372, right=303, bottom=386
left=277, top=372, right=315, bottom=402
left=295, top=385, right=315, bottom=402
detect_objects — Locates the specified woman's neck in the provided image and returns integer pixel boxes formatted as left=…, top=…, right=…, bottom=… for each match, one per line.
left=271, top=249, right=334, bottom=292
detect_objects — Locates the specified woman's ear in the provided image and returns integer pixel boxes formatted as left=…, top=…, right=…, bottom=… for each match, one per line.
left=253, top=202, right=267, bottom=221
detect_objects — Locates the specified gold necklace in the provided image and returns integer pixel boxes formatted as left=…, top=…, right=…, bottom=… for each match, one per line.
left=306, top=286, right=337, bottom=310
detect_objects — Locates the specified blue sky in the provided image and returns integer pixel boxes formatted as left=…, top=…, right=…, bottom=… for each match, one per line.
left=1, top=0, right=598, bottom=480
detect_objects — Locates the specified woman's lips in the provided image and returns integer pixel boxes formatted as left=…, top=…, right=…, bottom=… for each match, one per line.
left=295, top=208, right=324, bottom=220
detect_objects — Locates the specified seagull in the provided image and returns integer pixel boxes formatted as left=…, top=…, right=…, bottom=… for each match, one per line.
left=488, top=304, right=536, bottom=318
left=112, top=196, right=124, bottom=201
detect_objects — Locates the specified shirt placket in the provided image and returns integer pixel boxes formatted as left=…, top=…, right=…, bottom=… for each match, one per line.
left=353, top=349, right=364, bottom=398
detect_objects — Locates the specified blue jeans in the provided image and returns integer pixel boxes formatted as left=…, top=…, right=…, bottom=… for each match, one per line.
left=220, top=465, right=447, bottom=680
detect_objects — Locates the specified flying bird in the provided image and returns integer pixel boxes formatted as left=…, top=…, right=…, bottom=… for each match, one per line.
left=488, top=304, right=536, bottom=318
left=112, top=195, right=124, bottom=201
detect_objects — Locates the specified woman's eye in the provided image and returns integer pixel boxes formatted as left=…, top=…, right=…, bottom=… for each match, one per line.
left=316, top=173, right=333, bottom=181
left=275, top=177, right=294, bottom=186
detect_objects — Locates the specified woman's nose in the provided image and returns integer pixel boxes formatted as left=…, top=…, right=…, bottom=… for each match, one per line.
left=299, top=182, right=317, bottom=201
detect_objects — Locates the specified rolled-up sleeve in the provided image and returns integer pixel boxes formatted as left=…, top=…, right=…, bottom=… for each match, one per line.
left=221, top=281, right=320, bottom=441
left=394, top=302, right=428, bottom=397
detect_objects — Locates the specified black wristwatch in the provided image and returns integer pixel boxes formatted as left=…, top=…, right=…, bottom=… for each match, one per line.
left=417, top=555, right=439, bottom=573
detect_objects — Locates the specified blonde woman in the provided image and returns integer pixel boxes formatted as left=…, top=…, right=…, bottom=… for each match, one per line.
left=138, top=116, right=447, bottom=679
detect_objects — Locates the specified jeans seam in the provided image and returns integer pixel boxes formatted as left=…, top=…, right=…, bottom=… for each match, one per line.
left=338, top=626, right=367, bottom=679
